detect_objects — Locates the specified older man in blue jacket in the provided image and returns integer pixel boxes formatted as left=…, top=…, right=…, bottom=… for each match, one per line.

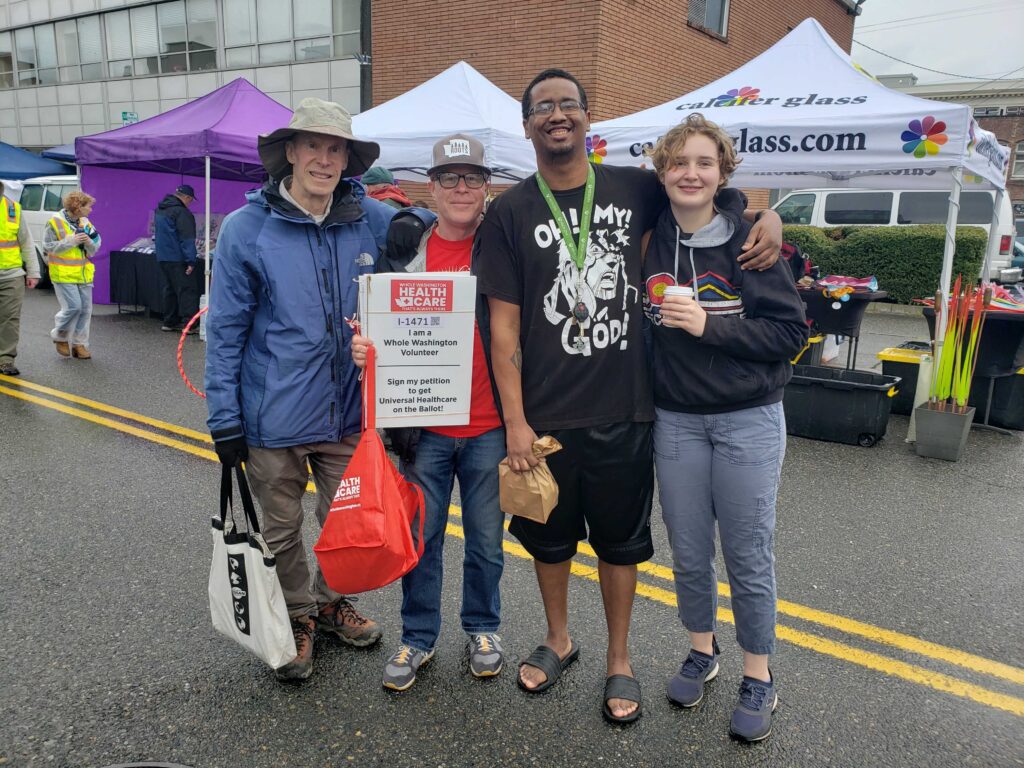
left=205, top=98, right=431, bottom=683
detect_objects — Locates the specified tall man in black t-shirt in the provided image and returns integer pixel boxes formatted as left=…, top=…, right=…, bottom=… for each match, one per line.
left=474, top=69, right=782, bottom=724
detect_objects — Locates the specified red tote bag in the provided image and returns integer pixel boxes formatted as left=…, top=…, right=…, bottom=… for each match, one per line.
left=314, top=346, right=425, bottom=594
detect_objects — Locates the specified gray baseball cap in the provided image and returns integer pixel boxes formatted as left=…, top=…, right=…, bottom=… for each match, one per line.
left=427, top=133, right=491, bottom=177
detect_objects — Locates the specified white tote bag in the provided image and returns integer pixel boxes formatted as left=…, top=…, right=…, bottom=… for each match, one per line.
left=209, top=465, right=296, bottom=669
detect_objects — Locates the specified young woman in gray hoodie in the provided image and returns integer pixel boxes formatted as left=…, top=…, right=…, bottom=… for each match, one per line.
left=641, top=114, right=807, bottom=743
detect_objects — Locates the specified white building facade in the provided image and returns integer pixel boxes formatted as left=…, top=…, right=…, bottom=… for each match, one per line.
left=0, top=0, right=365, bottom=150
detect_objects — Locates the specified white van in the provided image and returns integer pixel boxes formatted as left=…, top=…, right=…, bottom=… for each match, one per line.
left=772, top=188, right=1019, bottom=283
left=5, top=174, right=80, bottom=287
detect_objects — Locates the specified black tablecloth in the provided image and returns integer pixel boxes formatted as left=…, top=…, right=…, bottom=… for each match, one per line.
left=797, top=287, right=888, bottom=338
left=109, top=250, right=205, bottom=314
left=923, top=307, right=1024, bottom=378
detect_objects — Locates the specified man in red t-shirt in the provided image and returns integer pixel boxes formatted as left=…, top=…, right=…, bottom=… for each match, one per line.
left=352, top=135, right=506, bottom=691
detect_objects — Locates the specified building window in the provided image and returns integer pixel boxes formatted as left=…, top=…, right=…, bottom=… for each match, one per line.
left=688, top=0, right=729, bottom=37
left=973, top=106, right=1002, bottom=117
left=0, top=33, right=13, bottom=89
left=0, top=0, right=361, bottom=89
left=1013, top=143, right=1024, bottom=179
left=1005, top=106, right=1024, bottom=117
left=333, top=0, right=361, bottom=56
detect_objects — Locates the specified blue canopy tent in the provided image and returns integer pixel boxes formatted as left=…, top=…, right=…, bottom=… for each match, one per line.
left=0, top=141, right=73, bottom=179
left=41, top=143, right=76, bottom=163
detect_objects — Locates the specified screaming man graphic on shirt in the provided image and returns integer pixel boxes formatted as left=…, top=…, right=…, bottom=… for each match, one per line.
left=540, top=219, right=637, bottom=357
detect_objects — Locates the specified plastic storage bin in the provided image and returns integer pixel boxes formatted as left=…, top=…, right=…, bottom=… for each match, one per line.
left=783, top=365, right=901, bottom=447
left=877, top=342, right=930, bottom=415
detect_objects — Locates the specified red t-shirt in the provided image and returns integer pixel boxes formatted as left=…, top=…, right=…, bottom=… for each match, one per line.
left=424, top=230, right=502, bottom=438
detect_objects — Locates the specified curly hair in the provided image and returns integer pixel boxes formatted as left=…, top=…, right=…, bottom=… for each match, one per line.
left=648, top=113, right=740, bottom=185
left=62, top=190, right=96, bottom=216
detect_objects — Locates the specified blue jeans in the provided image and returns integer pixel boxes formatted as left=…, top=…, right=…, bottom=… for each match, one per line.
left=654, top=403, right=785, bottom=655
left=399, top=427, right=505, bottom=652
left=51, top=282, right=93, bottom=346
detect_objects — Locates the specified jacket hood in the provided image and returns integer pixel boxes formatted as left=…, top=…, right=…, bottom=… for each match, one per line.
left=660, top=211, right=736, bottom=250
left=157, top=194, right=186, bottom=211
left=250, top=178, right=368, bottom=226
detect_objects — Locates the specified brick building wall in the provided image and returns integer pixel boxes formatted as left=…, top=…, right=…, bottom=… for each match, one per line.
left=977, top=114, right=1024, bottom=217
left=371, top=0, right=857, bottom=209
left=371, top=0, right=854, bottom=118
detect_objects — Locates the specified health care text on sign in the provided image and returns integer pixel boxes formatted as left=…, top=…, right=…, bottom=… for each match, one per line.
left=359, top=272, right=476, bottom=428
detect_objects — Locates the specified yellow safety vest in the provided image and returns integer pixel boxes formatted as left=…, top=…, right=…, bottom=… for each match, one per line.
left=0, top=197, right=22, bottom=270
left=48, top=214, right=96, bottom=284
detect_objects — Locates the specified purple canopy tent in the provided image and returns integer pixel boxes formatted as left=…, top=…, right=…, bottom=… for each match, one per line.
left=75, top=78, right=292, bottom=303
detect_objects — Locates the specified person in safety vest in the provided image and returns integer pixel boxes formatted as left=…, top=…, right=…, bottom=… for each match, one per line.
left=205, top=98, right=434, bottom=683
left=42, top=190, right=100, bottom=360
left=0, top=180, right=40, bottom=376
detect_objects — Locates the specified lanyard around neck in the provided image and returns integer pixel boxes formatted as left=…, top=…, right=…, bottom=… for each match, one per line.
left=535, top=164, right=596, bottom=272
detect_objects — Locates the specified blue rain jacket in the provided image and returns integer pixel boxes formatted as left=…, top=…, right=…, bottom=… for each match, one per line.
left=205, top=180, right=432, bottom=448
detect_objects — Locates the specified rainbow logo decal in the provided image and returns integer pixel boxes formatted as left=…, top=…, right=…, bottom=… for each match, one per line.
left=901, top=116, right=948, bottom=159
left=714, top=86, right=761, bottom=107
left=587, top=134, right=608, bottom=164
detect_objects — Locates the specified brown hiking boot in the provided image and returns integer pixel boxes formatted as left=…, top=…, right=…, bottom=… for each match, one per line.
left=275, top=616, right=315, bottom=683
left=316, top=596, right=383, bottom=648
left=71, top=345, right=91, bottom=359
left=54, top=340, right=71, bottom=357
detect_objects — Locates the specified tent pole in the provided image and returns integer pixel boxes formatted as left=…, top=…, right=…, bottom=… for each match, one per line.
left=935, top=166, right=963, bottom=350
left=198, top=154, right=211, bottom=342
left=204, top=155, right=211, bottom=298
left=981, top=188, right=1004, bottom=286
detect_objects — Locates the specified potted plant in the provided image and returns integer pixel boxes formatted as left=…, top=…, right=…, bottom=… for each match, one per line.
left=915, top=277, right=991, bottom=461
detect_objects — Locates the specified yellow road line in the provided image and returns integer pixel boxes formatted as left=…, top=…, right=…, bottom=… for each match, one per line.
left=4, top=379, right=1022, bottom=712
left=0, top=373, right=213, bottom=443
left=444, top=519, right=1024, bottom=718
left=0, top=384, right=218, bottom=462
left=449, top=507, right=1024, bottom=688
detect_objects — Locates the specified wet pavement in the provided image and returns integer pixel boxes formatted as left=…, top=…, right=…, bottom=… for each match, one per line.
left=1, top=289, right=1022, bottom=767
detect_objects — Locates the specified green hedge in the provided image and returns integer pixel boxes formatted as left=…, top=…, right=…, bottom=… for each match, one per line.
left=782, top=225, right=988, bottom=304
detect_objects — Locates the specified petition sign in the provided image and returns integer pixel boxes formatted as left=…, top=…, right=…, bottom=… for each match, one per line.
left=358, top=272, right=476, bottom=428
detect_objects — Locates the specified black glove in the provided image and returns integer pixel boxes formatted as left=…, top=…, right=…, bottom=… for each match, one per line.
left=385, top=213, right=427, bottom=268
left=214, top=436, right=249, bottom=467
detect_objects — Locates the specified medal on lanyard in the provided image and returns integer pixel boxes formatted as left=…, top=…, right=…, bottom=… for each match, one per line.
left=536, top=165, right=596, bottom=351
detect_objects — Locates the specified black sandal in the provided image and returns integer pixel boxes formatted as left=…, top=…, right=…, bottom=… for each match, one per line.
left=603, top=674, right=642, bottom=724
left=516, top=641, right=580, bottom=694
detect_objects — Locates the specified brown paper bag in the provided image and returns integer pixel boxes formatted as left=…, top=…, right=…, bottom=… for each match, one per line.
left=498, top=436, right=563, bottom=524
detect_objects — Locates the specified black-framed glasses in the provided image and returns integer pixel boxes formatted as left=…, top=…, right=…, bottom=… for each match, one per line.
left=434, top=171, right=488, bottom=189
left=527, top=99, right=585, bottom=117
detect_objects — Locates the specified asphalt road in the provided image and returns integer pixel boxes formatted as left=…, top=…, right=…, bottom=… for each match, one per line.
left=1, top=290, right=1022, bottom=768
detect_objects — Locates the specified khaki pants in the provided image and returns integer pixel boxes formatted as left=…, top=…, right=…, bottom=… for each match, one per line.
left=245, top=436, right=360, bottom=619
left=0, top=277, right=25, bottom=365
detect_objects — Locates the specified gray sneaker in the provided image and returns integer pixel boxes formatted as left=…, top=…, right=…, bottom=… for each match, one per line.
left=468, top=633, right=504, bottom=678
left=382, top=644, right=434, bottom=691
left=667, top=636, right=721, bottom=708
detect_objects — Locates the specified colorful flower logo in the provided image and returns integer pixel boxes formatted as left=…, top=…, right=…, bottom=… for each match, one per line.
left=586, top=134, right=607, bottom=163
left=901, top=116, right=948, bottom=159
left=714, top=86, right=761, bottom=106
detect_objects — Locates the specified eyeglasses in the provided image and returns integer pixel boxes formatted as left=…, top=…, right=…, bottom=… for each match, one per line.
left=434, top=171, right=489, bottom=189
left=527, top=99, right=585, bottom=117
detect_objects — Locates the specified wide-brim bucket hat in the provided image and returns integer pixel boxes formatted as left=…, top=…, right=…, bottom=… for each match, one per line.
left=257, top=97, right=380, bottom=180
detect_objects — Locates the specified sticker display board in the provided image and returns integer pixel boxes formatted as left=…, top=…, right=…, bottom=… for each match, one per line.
left=359, top=272, right=477, bottom=428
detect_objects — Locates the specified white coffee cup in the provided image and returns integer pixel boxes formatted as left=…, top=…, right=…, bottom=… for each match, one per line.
left=663, top=285, right=694, bottom=299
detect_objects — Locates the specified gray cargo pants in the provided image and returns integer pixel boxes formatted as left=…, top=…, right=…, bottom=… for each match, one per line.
left=245, top=436, right=360, bottom=620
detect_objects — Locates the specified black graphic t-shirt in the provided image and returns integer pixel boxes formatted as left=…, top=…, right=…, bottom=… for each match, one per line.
left=474, top=163, right=664, bottom=431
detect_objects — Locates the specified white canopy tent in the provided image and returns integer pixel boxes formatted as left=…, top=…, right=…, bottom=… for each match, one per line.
left=590, top=18, right=1010, bottom=344
left=353, top=61, right=535, bottom=182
